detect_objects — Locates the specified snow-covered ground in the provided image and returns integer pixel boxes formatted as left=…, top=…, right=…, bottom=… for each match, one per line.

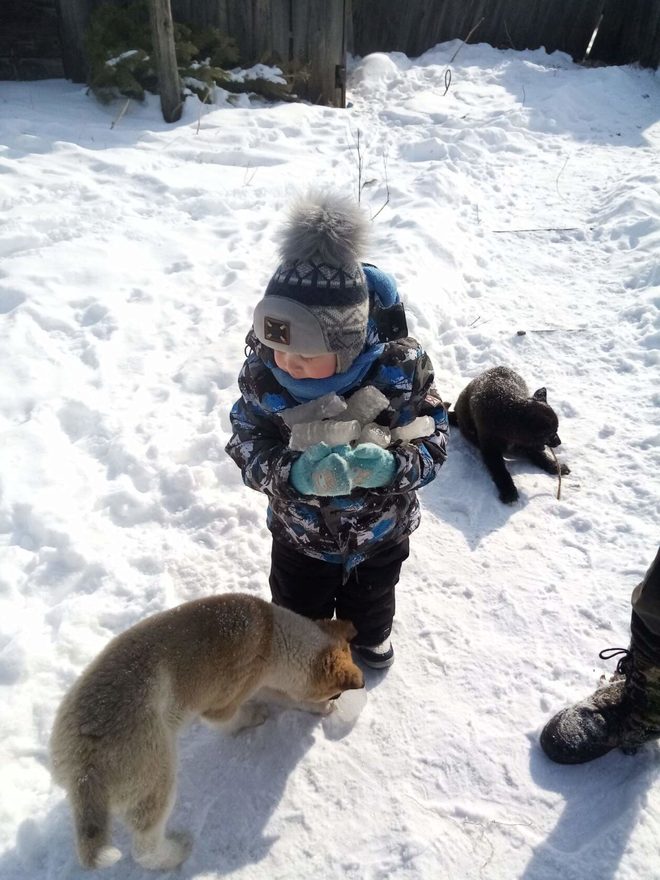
left=1, top=40, right=660, bottom=880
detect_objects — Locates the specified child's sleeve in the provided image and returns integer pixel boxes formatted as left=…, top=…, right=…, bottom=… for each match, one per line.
left=379, top=348, right=449, bottom=494
left=224, top=362, right=300, bottom=499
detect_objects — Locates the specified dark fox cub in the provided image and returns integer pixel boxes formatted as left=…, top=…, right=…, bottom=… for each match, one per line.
left=448, top=366, right=569, bottom=503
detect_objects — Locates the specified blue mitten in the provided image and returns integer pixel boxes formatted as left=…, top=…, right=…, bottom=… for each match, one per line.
left=309, top=452, right=352, bottom=496
left=347, top=443, right=396, bottom=489
left=290, top=443, right=332, bottom=495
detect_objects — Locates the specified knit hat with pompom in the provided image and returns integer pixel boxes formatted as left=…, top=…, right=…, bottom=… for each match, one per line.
left=253, top=191, right=370, bottom=373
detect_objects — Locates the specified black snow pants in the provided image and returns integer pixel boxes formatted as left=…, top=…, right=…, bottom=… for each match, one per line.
left=269, top=537, right=410, bottom=647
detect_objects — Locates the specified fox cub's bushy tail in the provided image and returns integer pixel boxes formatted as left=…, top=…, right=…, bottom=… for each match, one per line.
left=70, top=767, right=121, bottom=869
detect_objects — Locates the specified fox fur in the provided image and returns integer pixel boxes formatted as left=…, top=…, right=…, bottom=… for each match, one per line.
left=448, top=365, right=570, bottom=503
left=50, top=594, right=363, bottom=871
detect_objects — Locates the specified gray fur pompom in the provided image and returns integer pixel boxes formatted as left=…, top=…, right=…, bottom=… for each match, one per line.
left=278, top=191, right=369, bottom=267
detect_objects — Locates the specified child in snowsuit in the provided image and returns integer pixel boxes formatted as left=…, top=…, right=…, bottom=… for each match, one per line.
left=225, top=192, right=448, bottom=668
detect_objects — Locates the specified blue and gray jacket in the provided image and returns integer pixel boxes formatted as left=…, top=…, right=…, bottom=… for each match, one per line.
left=225, top=269, right=449, bottom=573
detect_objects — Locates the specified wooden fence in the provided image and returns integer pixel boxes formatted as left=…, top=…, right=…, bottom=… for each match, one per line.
left=0, top=0, right=64, bottom=79
left=3, top=0, right=660, bottom=99
left=352, top=0, right=660, bottom=69
left=47, top=0, right=346, bottom=105
left=592, top=0, right=660, bottom=68
left=172, top=0, right=347, bottom=104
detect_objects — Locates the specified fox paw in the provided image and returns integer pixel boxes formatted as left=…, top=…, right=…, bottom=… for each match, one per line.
left=229, top=703, right=269, bottom=734
left=288, top=699, right=335, bottom=716
left=312, top=700, right=335, bottom=716
left=499, top=486, right=519, bottom=504
left=134, top=831, right=191, bottom=870
left=93, top=846, right=122, bottom=869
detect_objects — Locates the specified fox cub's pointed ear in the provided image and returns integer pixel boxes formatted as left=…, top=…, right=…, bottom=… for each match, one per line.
left=317, top=647, right=365, bottom=691
left=532, top=387, right=547, bottom=402
left=328, top=649, right=364, bottom=691
left=339, top=663, right=365, bottom=691
left=316, top=619, right=357, bottom=642
left=333, top=619, right=358, bottom=642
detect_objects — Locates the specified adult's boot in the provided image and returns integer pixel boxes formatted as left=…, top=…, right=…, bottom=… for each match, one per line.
left=540, top=642, right=660, bottom=764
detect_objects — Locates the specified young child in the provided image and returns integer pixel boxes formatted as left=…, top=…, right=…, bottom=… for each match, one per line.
left=225, top=192, right=448, bottom=668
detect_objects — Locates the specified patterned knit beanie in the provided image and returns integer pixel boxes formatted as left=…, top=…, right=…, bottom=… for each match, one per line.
left=253, top=191, right=370, bottom=373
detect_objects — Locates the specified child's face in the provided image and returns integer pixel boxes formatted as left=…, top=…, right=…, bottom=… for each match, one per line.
left=274, top=350, right=337, bottom=380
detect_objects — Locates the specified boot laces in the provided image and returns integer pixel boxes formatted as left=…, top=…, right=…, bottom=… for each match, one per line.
left=598, top=648, right=660, bottom=749
left=599, top=647, right=649, bottom=713
left=599, top=647, right=633, bottom=676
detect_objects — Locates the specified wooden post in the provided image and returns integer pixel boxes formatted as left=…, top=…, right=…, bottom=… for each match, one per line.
left=149, top=0, right=182, bottom=122
left=294, top=0, right=346, bottom=106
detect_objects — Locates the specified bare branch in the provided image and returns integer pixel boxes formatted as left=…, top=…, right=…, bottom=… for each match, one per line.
left=356, top=128, right=363, bottom=204
left=504, top=20, right=516, bottom=50
left=370, top=149, right=390, bottom=220
left=110, top=98, right=131, bottom=129
left=449, top=17, right=485, bottom=64
left=555, top=156, right=570, bottom=204
left=548, top=447, right=562, bottom=500
left=195, top=88, right=212, bottom=135
left=243, top=163, right=258, bottom=186
left=493, top=226, right=582, bottom=234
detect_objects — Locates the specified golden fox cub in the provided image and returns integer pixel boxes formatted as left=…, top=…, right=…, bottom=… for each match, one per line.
left=50, top=594, right=364, bottom=870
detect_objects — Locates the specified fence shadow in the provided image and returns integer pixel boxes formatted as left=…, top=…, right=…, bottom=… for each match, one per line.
left=521, top=733, right=659, bottom=880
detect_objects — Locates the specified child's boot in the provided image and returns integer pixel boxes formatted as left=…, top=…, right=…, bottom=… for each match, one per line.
left=354, top=638, right=394, bottom=669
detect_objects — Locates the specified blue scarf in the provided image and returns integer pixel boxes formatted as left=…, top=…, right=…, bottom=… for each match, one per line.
left=270, top=342, right=384, bottom=403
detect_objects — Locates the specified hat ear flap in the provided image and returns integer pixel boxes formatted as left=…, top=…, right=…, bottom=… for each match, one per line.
left=532, top=387, right=547, bottom=403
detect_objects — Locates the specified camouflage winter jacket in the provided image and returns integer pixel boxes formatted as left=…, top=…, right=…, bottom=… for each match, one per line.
left=225, top=329, right=448, bottom=573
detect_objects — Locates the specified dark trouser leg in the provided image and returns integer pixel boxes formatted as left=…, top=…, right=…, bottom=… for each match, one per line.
left=336, top=538, right=410, bottom=647
left=630, top=547, right=660, bottom=663
left=269, top=539, right=341, bottom=620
